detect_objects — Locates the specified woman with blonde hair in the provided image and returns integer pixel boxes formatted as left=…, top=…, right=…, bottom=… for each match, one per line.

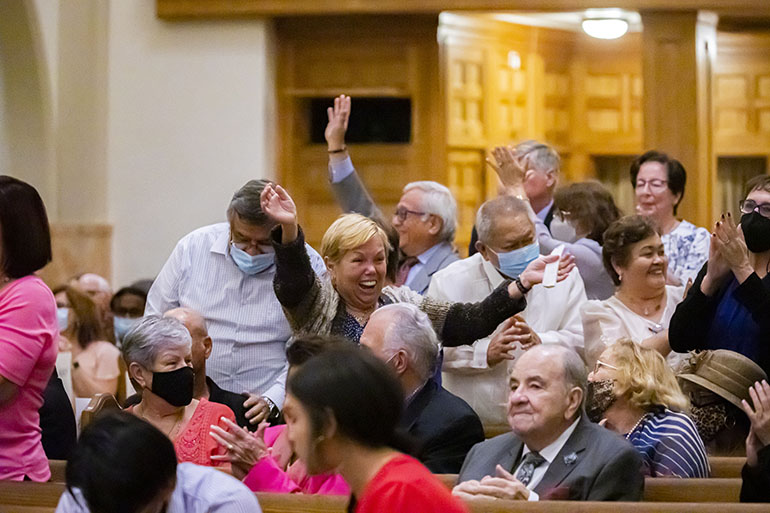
left=262, top=183, right=574, bottom=344
left=587, top=338, right=709, bottom=477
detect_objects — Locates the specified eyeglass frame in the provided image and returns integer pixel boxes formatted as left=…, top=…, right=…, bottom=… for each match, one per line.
left=739, top=199, right=770, bottom=219
left=593, top=360, right=618, bottom=374
left=229, top=231, right=273, bottom=253
left=635, top=178, right=669, bottom=191
left=393, top=206, right=429, bottom=222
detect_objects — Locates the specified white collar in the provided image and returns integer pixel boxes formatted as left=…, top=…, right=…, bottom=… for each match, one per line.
left=480, top=254, right=507, bottom=288
left=521, top=417, right=580, bottom=464
left=210, top=225, right=230, bottom=256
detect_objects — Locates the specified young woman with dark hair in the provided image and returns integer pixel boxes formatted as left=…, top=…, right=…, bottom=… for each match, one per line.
left=55, top=412, right=260, bottom=513
left=283, top=346, right=469, bottom=512
left=0, top=176, right=58, bottom=481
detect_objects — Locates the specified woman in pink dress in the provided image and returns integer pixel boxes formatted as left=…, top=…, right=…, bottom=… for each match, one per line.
left=121, top=315, right=235, bottom=467
left=0, top=176, right=58, bottom=481
left=210, top=334, right=350, bottom=495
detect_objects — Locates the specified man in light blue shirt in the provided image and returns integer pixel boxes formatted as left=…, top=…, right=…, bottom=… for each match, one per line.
left=146, top=179, right=326, bottom=419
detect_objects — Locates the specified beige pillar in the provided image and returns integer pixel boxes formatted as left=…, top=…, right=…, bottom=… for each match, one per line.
left=641, top=11, right=718, bottom=228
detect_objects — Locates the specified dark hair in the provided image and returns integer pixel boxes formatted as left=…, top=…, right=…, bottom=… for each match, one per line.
left=288, top=346, right=404, bottom=449
left=286, top=334, right=349, bottom=367
left=65, top=286, right=107, bottom=349
left=629, top=150, right=687, bottom=215
left=0, top=176, right=52, bottom=277
left=380, top=220, right=400, bottom=284
left=227, top=179, right=272, bottom=226
left=66, top=412, right=177, bottom=513
left=110, top=287, right=148, bottom=312
left=744, top=174, right=770, bottom=198
left=602, top=215, right=659, bottom=286
left=554, top=181, right=622, bottom=244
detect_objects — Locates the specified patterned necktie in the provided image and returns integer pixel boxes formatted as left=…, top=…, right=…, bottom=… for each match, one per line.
left=395, top=256, right=419, bottom=287
left=515, top=451, right=546, bottom=486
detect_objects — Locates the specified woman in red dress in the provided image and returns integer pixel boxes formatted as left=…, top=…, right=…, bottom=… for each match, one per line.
left=121, top=315, right=234, bottom=466
left=283, top=345, right=469, bottom=513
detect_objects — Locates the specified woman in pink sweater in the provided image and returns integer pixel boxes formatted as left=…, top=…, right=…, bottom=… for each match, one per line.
left=210, top=334, right=350, bottom=495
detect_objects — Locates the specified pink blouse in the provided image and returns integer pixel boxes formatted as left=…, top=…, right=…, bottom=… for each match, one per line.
left=0, top=276, right=58, bottom=481
left=242, top=425, right=349, bottom=495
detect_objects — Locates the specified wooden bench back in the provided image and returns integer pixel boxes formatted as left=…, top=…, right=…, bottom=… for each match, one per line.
left=709, top=457, right=745, bottom=478
left=79, top=393, right=121, bottom=430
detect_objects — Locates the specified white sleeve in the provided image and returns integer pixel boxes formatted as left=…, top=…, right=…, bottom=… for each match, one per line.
left=261, top=360, right=288, bottom=409
left=145, top=238, right=187, bottom=315
left=580, top=301, right=627, bottom=368
left=55, top=489, right=90, bottom=513
left=536, top=270, right=587, bottom=361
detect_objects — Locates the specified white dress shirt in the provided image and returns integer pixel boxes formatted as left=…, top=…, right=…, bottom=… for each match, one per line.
left=580, top=284, right=686, bottom=371
left=515, top=418, right=580, bottom=501
left=55, top=462, right=262, bottom=513
left=146, top=222, right=327, bottom=407
left=427, top=253, right=587, bottom=425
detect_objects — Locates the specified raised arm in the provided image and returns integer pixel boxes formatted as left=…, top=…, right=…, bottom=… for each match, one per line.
left=325, top=95, right=387, bottom=224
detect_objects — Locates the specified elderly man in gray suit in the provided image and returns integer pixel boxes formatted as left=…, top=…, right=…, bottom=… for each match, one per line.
left=453, top=344, right=643, bottom=502
left=324, top=95, right=458, bottom=295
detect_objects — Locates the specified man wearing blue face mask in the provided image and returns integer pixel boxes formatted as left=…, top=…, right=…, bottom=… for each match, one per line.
left=146, top=179, right=326, bottom=423
left=428, top=196, right=587, bottom=426
left=110, top=286, right=147, bottom=346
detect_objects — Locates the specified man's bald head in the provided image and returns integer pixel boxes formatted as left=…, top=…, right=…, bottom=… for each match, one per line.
left=164, top=307, right=211, bottom=375
left=75, top=273, right=112, bottom=310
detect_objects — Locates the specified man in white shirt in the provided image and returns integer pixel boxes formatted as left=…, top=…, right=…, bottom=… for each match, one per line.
left=428, top=195, right=586, bottom=425
left=146, top=179, right=326, bottom=418
left=453, top=344, right=643, bottom=502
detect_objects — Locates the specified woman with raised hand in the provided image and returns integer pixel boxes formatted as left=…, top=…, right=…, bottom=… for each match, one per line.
left=260, top=183, right=574, bottom=345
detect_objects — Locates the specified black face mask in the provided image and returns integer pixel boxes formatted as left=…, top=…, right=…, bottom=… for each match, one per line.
left=741, top=212, right=770, bottom=253
left=585, top=379, right=616, bottom=423
left=150, top=366, right=194, bottom=407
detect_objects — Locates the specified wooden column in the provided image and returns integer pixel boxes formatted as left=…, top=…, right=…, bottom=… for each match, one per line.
left=641, top=11, right=718, bottom=228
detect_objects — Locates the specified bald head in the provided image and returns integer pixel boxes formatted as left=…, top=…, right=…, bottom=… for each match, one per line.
left=164, top=308, right=211, bottom=376
left=75, top=273, right=112, bottom=310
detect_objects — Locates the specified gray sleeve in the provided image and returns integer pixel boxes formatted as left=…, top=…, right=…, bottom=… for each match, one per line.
left=329, top=161, right=388, bottom=226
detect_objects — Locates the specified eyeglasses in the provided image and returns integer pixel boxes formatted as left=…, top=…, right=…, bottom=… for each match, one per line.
left=739, top=199, right=770, bottom=218
left=394, top=207, right=427, bottom=222
left=635, top=179, right=668, bottom=191
left=593, top=360, right=618, bottom=374
left=230, top=232, right=272, bottom=253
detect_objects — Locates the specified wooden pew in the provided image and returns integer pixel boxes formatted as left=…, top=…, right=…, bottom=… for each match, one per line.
left=79, top=393, right=121, bottom=430
left=47, top=460, right=66, bottom=483
left=436, top=474, right=743, bottom=502
left=710, top=457, right=745, bottom=478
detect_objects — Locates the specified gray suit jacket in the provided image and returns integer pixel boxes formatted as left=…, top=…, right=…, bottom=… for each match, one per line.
left=457, top=416, right=644, bottom=501
left=330, top=165, right=458, bottom=295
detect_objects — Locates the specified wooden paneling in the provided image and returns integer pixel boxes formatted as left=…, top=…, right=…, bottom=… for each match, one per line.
left=157, top=0, right=770, bottom=18
left=276, top=16, right=443, bottom=250
left=38, top=223, right=112, bottom=289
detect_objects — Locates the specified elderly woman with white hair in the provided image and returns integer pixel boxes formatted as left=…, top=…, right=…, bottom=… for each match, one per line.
left=261, top=184, right=575, bottom=345
left=121, top=315, right=235, bottom=466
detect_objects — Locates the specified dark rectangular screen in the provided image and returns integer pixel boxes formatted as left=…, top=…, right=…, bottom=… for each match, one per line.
left=309, top=97, right=411, bottom=144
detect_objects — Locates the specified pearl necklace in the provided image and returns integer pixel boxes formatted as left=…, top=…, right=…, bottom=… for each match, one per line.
left=625, top=412, right=648, bottom=439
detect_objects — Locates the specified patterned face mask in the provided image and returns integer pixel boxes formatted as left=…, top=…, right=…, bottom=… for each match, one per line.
left=690, top=402, right=733, bottom=442
left=585, top=379, right=616, bottom=423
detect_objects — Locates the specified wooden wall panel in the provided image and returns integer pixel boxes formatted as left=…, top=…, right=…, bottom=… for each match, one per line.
left=39, top=224, right=112, bottom=289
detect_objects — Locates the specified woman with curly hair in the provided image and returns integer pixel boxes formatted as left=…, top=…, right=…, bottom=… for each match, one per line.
left=587, top=338, right=709, bottom=477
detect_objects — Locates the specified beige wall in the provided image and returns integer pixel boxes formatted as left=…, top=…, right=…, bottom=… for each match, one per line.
left=0, top=0, right=276, bottom=287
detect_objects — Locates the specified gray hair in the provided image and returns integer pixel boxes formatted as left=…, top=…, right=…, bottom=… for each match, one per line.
left=403, top=181, right=457, bottom=242
left=514, top=140, right=560, bottom=175
left=226, top=179, right=272, bottom=226
left=377, top=303, right=440, bottom=382
left=475, top=195, right=533, bottom=244
left=121, top=315, right=192, bottom=370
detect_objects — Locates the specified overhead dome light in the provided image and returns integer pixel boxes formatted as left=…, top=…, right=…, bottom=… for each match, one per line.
left=581, top=18, right=629, bottom=39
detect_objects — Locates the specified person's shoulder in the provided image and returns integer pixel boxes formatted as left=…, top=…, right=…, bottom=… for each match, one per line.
left=467, top=430, right=518, bottom=454
left=430, top=384, right=481, bottom=419
left=175, top=462, right=259, bottom=507
left=579, top=296, right=615, bottom=315
left=0, top=276, right=56, bottom=324
left=2, top=275, right=54, bottom=303
left=655, top=409, right=699, bottom=431
left=365, top=455, right=466, bottom=509
left=178, top=222, right=228, bottom=246
left=432, top=253, right=485, bottom=281
left=580, top=419, right=638, bottom=454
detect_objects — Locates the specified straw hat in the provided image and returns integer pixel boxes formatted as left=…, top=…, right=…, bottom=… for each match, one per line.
left=678, top=350, right=767, bottom=409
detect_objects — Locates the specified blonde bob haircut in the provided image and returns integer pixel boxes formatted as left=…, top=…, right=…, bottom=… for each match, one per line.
left=608, top=338, right=689, bottom=413
left=321, top=213, right=392, bottom=264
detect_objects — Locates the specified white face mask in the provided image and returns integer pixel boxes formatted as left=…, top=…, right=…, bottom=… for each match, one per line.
left=550, top=217, right=579, bottom=243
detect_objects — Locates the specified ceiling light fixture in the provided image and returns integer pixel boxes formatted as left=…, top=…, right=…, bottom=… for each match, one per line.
left=581, top=17, right=629, bottom=39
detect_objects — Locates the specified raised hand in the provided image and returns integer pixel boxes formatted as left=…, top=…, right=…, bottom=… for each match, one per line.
left=261, top=184, right=297, bottom=226
left=325, top=95, right=351, bottom=151
left=743, top=380, right=770, bottom=467
left=514, top=252, right=576, bottom=294
left=715, top=212, right=753, bottom=281
left=511, top=314, right=541, bottom=351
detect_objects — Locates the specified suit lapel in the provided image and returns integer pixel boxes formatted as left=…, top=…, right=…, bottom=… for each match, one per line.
left=410, top=243, right=455, bottom=294
left=534, top=417, right=590, bottom=494
left=399, top=379, right=437, bottom=431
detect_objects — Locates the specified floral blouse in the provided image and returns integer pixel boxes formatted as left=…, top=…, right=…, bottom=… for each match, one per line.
left=662, top=220, right=710, bottom=286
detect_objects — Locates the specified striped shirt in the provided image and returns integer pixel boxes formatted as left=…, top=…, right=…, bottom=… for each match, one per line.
left=626, top=408, right=710, bottom=478
left=146, top=223, right=326, bottom=407
left=56, top=462, right=262, bottom=513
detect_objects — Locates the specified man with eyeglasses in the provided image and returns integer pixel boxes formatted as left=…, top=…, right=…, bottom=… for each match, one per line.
left=324, top=95, right=459, bottom=294
left=146, top=179, right=326, bottom=423
left=670, top=174, right=770, bottom=377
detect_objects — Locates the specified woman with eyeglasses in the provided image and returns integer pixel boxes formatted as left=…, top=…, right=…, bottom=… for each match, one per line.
left=260, top=183, right=574, bottom=345
left=669, top=174, right=770, bottom=376
left=631, top=151, right=710, bottom=286
left=586, top=339, right=709, bottom=478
